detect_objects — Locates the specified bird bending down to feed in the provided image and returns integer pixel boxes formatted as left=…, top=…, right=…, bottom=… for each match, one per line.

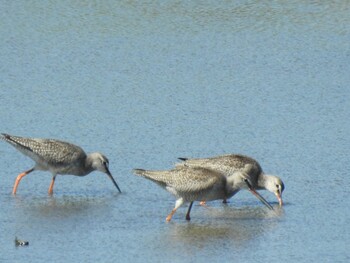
left=176, top=154, right=284, bottom=206
left=133, top=166, right=272, bottom=222
left=1, top=133, right=121, bottom=195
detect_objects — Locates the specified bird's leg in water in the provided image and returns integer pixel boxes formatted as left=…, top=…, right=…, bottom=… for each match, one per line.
left=185, top=202, right=194, bottom=221
left=12, top=168, right=35, bottom=195
left=48, top=174, right=57, bottom=195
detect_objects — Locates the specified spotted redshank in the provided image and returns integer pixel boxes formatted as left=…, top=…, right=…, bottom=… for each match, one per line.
left=1, top=133, right=121, bottom=195
left=177, top=154, right=284, bottom=206
left=133, top=166, right=272, bottom=222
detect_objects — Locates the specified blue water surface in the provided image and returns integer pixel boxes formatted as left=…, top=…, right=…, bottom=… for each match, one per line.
left=0, top=1, right=349, bottom=262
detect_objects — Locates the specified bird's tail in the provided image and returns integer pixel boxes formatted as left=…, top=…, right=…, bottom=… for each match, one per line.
left=133, top=168, right=167, bottom=177
left=0, top=133, right=22, bottom=147
left=0, top=133, right=10, bottom=141
left=175, top=157, right=205, bottom=168
left=133, top=168, right=147, bottom=176
left=175, top=158, right=187, bottom=168
left=0, top=133, right=35, bottom=154
left=132, top=168, right=170, bottom=186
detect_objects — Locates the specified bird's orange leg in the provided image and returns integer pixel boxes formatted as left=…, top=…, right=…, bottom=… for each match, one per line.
left=12, top=168, right=34, bottom=195
left=48, top=175, right=57, bottom=195
left=199, top=201, right=207, bottom=207
left=166, top=209, right=177, bottom=222
left=166, top=198, right=184, bottom=222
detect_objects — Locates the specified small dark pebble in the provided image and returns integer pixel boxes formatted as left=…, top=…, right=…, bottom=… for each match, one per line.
left=15, top=237, right=29, bottom=247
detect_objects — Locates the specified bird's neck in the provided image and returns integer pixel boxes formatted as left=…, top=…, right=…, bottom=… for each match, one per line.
left=257, top=173, right=269, bottom=190
left=226, top=176, right=240, bottom=191
left=82, top=154, right=95, bottom=175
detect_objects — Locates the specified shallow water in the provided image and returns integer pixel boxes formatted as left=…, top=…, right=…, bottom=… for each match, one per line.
left=0, top=1, right=349, bottom=262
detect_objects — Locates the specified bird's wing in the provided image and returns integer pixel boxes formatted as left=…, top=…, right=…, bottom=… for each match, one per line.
left=176, top=154, right=261, bottom=175
left=1, top=134, right=86, bottom=166
left=134, top=167, right=223, bottom=193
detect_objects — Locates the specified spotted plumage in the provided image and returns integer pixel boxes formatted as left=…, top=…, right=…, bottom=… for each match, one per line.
left=176, top=154, right=284, bottom=206
left=1, top=133, right=121, bottom=195
left=133, top=166, right=267, bottom=221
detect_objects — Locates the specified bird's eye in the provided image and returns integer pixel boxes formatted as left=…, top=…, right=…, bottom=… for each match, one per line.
left=276, top=184, right=279, bottom=189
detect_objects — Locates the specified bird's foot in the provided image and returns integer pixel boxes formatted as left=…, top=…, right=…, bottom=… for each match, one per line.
left=199, top=201, right=207, bottom=207
left=166, top=209, right=176, bottom=222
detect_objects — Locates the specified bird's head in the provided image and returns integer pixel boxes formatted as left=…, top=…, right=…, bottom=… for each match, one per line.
left=89, top=152, right=121, bottom=193
left=264, top=175, right=284, bottom=206
left=90, top=152, right=110, bottom=173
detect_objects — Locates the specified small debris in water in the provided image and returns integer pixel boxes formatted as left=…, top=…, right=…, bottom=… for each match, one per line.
left=15, top=237, right=29, bottom=247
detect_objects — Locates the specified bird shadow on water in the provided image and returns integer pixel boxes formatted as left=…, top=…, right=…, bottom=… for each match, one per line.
left=3, top=191, right=121, bottom=249
left=162, top=204, right=284, bottom=249
left=11, top=191, right=119, bottom=220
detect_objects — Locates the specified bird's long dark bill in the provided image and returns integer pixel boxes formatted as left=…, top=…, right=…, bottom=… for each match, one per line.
left=107, top=170, right=121, bottom=193
left=249, top=189, right=274, bottom=210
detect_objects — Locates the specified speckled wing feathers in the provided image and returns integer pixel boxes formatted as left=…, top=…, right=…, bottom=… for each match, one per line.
left=133, top=167, right=224, bottom=193
left=1, top=134, right=86, bottom=168
left=176, top=154, right=262, bottom=177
